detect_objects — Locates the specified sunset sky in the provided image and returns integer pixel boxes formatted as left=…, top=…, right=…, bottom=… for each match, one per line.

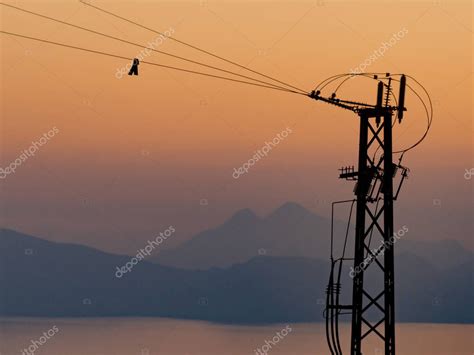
left=1, top=0, right=472, bottom=255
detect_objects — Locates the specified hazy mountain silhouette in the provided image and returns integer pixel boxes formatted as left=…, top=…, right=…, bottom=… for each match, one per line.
left=396, top=239, right=473, bottom=270
left=151, top=202, right=472, bottom=271
left=152, top=202, right=346, bottom=269
left=1, top=228, right=472, bottom=323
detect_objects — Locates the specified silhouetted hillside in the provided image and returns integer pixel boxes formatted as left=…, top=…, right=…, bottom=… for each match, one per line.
left=1, top=228, right=472, bottom=323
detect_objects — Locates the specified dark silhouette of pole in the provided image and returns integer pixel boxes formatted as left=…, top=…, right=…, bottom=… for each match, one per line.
left=383, top=109, right=396, bottom=355
left=350, top=112, right=369, bottom=355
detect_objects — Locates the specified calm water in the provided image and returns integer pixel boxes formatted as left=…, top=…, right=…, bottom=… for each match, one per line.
left=0, top=317, right=472, bottom=355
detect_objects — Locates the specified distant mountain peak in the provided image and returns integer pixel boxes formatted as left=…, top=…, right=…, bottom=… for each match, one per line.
left=267, top=201, right=315, bottom=220
left=227, top=208, right=259, bottom=225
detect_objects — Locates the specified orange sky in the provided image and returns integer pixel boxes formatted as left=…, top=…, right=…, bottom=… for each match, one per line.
left=1, top=0, right=472, bottom=254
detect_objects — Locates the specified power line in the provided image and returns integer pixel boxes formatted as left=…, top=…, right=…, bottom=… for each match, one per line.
left=78, top=0, right=308, bottom=94
left=0, top=2, right=298, bottom=93
left=1, top=2, right=430, bottom=153
left=0, top=30, right=307, bottom=95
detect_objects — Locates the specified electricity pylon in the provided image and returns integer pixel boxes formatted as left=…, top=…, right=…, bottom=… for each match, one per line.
left=310, top=74, right=408, bottom=355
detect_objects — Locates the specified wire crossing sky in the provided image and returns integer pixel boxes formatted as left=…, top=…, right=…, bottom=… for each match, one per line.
left=1, top=1, right=432, bottom=155
left=77, top=0, right=309, bottom=94
left=1, top=3, right=310, bottom=94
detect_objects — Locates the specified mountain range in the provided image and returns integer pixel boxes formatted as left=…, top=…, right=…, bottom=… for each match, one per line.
left=151, top=202, right=473, bottom=271
left=0, top=202, right=472, bottom=323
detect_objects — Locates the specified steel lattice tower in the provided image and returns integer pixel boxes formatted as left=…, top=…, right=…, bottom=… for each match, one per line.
left=313, top=75, right=409, bottom=355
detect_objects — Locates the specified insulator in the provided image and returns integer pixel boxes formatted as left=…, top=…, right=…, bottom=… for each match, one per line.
left=384, top=78, right=392, bottom=107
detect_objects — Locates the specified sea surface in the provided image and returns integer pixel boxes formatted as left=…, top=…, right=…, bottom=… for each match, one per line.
left=0, top=317, right=472, bottom=355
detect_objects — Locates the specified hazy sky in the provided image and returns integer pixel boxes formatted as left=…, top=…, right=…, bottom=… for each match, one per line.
left=1, top=0, right=472, bottom=254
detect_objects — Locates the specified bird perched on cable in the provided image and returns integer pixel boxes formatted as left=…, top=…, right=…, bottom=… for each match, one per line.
left=128, top=58, right=139, bottom=76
